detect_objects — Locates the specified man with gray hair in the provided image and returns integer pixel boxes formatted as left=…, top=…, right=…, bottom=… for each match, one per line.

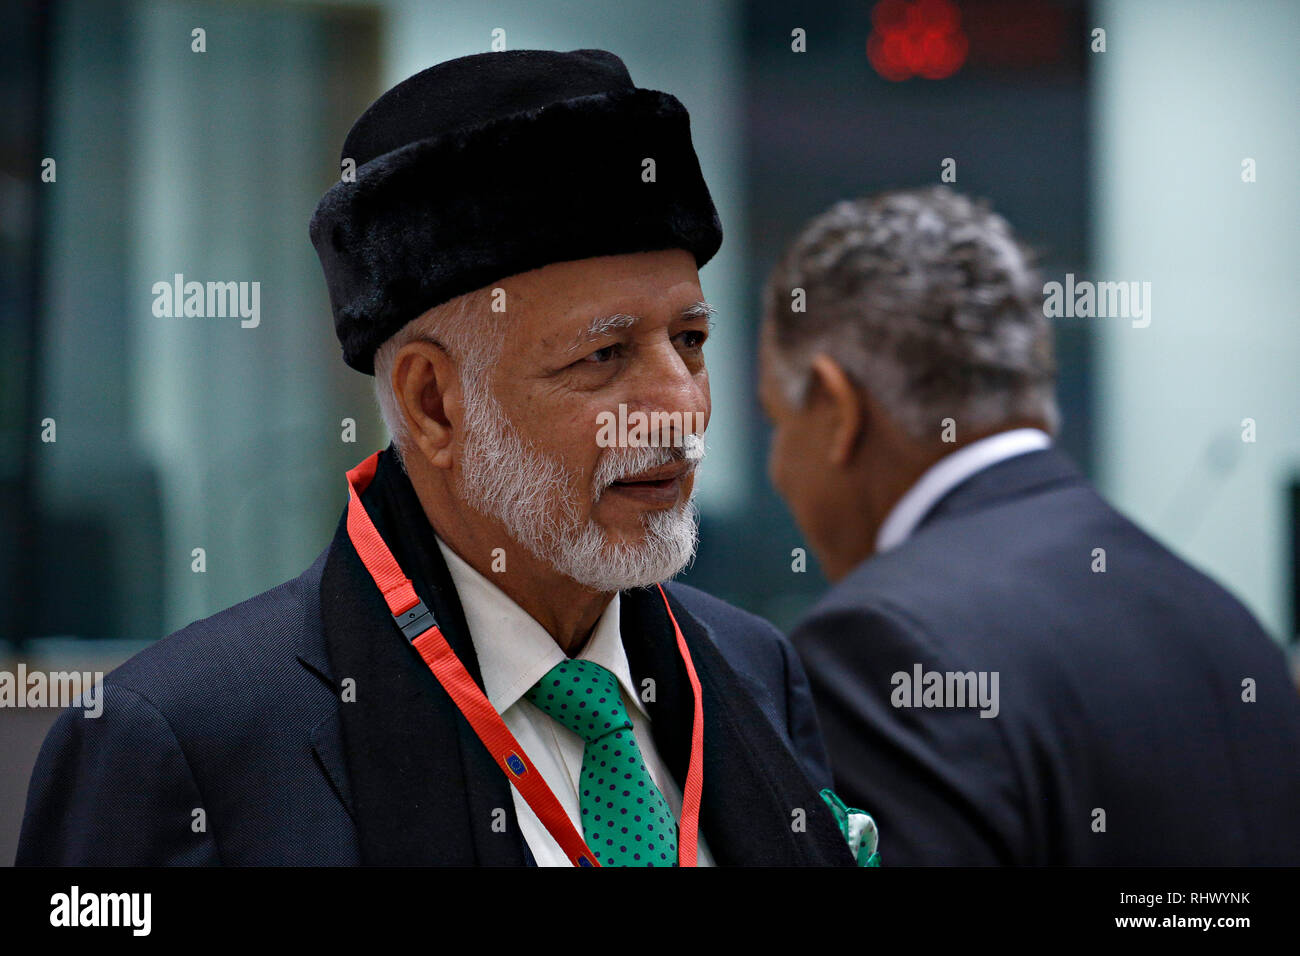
left=760, top=185, right=1300, bottom=865
left=18, top=49, right=862, bottom=867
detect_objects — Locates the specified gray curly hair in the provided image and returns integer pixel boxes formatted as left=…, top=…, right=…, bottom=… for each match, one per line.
left=762, top=185, right=1058, bottom=440
left=372, top=285, right=503, bottom=468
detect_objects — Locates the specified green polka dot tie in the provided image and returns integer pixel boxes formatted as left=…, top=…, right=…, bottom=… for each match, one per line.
left=524, top=659, right=678, bottom=867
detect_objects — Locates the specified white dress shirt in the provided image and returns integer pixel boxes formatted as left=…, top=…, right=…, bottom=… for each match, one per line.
left=435, top=536, right=715, bottom=867
left=875, top=428, right=1053, bottom=554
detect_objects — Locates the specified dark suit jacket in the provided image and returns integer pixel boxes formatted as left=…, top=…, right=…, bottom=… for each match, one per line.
left=18, top=446, right=853, bottom=866
left=792, top=447, right=1300, bottom=865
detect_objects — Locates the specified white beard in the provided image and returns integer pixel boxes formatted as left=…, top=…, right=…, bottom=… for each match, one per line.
left=454, top=373, right=702, bottom=592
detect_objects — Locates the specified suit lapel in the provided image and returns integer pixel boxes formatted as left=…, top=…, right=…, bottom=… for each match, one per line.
left=291, top=546, right=358, bottom=824
left=620, top=586, right=855, bottom=866
left=319, top=447, right=529, bottom=865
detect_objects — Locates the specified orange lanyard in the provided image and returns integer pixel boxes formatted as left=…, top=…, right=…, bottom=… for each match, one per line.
left=345, top=450, right=704, bottom=867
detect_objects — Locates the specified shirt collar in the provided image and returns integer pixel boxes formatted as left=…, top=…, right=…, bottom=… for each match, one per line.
left=875, top=428, right=1052, bottom=554
left=434, top=536, right=645, bottom=719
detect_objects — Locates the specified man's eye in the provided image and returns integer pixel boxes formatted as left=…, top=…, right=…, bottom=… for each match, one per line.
left=677, top=330, right=707, bottom=350
left=582, top=343, right=622, bottom=364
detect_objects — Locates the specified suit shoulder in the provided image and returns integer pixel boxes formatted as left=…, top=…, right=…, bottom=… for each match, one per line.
left=103, top=546, right=329, bottom=714
left=662, top=581, right=783, bottom=643
left=794, top=549, right=931, bottom=635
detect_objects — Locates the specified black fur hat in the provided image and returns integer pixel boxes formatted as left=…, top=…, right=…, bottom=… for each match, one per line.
left=309, top=48, right=724, bottom=375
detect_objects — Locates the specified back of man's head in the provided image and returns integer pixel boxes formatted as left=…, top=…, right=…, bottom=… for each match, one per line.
left=762, top=185, right=1058, bottom=440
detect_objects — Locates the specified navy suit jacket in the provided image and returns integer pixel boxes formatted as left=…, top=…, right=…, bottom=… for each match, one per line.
left=792, top=447, right=1300, bottom=865
left=18, top=447, right=852, bottom=866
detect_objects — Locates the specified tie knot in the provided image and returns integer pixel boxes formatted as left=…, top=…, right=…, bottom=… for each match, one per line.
left=525, top=659, right=633, bottom=744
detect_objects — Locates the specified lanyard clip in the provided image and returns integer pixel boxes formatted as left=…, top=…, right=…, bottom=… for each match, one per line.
left=394, top=599, right=436, bottom=641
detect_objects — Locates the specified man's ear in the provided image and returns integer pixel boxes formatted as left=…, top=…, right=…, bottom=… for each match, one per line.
left=808, top=353, right=865, bottom=467
left=394, top=340, right=460, bottom=470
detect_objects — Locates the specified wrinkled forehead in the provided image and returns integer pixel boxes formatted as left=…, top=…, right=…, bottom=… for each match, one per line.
left=494, top=253, right=710, bottom=358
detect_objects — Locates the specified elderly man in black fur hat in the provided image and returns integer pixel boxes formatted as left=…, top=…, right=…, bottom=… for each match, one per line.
left=18, top=49, right=875, bottom=867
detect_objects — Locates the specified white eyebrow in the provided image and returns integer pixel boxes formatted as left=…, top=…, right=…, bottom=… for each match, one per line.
left=681, top=300, right=716, bottom=323
left=568, top=313, right=639, bottom=353
left=566, top=300, right=715, bottom=353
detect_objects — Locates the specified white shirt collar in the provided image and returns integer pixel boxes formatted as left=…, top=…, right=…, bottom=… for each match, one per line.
left=874, top=428, right=1052, bottom=554
left=433, top=537, right=646, bottom=719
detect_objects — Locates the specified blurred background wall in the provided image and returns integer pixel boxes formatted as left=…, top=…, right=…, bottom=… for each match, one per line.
left=2, top=0, right=1296, bottom=863
left=1092, top=0, right=1300, bottom=644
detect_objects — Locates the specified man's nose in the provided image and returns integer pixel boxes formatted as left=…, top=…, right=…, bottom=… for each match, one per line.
left=625, top=338, right=709, bottom=439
